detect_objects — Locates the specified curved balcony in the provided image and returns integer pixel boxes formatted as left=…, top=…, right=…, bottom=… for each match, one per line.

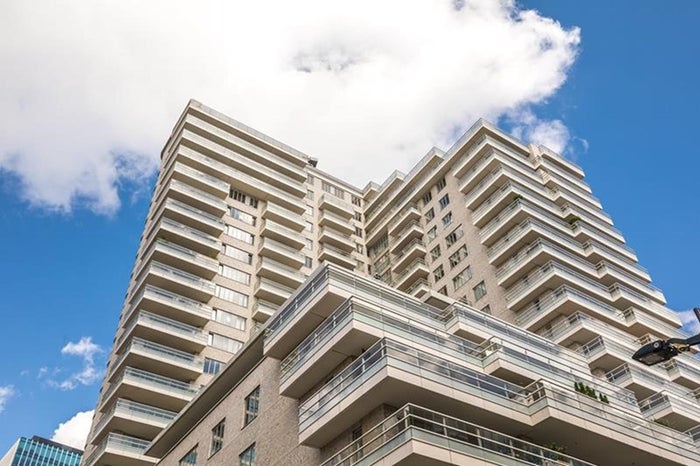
left=145, top=217, right=221, bottom=258
left=109, top=337, right=203, bottom=381
left=91, top=399, right=176, bottom=443
left=127, top=285, right=211, bottom=327
left=84, top=432, right=155, bottom=466
left=130, top=261, right=215, bottom=303
left=116, top=310, right=207, bottom=355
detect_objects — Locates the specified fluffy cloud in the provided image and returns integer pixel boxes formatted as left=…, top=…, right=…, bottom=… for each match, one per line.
left=49, top=337, right=104, bottom=391
left=678, top=309, right=700, bottom=335
left=0, top=0, right=580, bottom=214
left=0, top=386, right=15, bottom=414
left=51, top=410, right=94, bottom=450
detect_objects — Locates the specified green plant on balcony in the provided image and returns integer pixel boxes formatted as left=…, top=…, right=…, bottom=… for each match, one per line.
left=573, top=381, right=610, bottom=403
left=542, top=442, right=567, bottom=461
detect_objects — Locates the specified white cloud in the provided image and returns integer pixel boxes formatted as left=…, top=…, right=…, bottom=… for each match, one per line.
left=678, top=309, right=700, bottom=335
left=49, top=337, right=104, bottom=391
left=509, top=108, right=571, bottom=155
left=51, top=410, right=94, bottom=450
left=0, top=0, right=580, bottom=214
left=0, top=386, right=15, bottom=414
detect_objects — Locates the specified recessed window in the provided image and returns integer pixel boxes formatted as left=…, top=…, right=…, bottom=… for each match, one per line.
left=424, top=207, right=435, bottom=221
left=473, top=281, right=487, bottom=301
left=354, top=227, right=363, bottom=238
left=322, top=181, right=345, bottom=199
left=448, top=245, right=468, bottom=268
left=307, top=190, right=314, bottom=200
left=441, top=212, right=452, bottom=227
left=239, top=444, right=256, bottom=466
left=209, top=332, right=243, bottom=354
left=212, top=308, right=246, bottom=330
left=203, top=357, right=224, bottom=375
left=210, top=419, right=225, bottom=457
left=452, top=266, right=472, bottom=290
left=229, top=207, right=256, bottom=226
left=307, top=174, right=315, bottom=184
left=438, top=194, right=450, bottom=210
left=354, top=211, right=362, bottom=221
left=223, top=245, right=253, bottom=264
left=356, top=260, right=365, bottom=272
left=305, top=256, right=313, bottom=268
left=430, top=245, right=441, bottom=261
left=436, top=177, right=447, bottom=192
left=231, top=189, right=246, bottom=203
left=433, top=265, right=444, bottom=281
left=179, top=446, right=197, bottom=466
left=356, top=244, right=364, bottom=254
left=445, top=226, right=463, bottom=248
left=244, top=386, right=260, bottom=425
left=248, top=197, right=258, bottom=209
left=422, top=192, right=432, bottom=206
left=219, top=265, right=251, bottom=285
left=215, top=285, right=248, bottom=308
left=351, top=195, right=362, bottom=207
left=226, top=225, right=254, bottom=245
left=427, top=226, right=438, bottom=242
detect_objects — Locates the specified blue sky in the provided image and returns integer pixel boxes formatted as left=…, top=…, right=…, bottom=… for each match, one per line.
left=0, top=0, right=698, bottom=454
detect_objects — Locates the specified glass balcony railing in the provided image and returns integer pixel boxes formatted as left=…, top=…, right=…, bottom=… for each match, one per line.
left=103, top=367, right=198, bottom=403
left=84, top=433, right=152, bottom=466
left=93, top=398, right=176, bottom=438
left=117, top=310, right=207, bottom=348
left=134, top=261, right=216, bottom=296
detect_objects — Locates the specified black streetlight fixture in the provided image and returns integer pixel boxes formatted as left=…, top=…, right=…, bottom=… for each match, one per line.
left=632, top=307, right=700, bottom=366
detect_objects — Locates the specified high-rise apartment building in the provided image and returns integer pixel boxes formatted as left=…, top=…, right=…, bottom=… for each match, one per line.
left=1, top=436, right=82, bottom=466
left=83, top=100, right=700, bottom=466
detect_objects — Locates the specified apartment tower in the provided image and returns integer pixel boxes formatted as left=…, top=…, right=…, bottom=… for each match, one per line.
left=83, top=100, right=699, bottom=466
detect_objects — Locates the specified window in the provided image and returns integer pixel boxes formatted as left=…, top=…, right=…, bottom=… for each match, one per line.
left=445, top=227, right=463, bottom=248
left=356, top=243, right=364, bottom=254
left=433, top=265, right=444, bottom=281
left=306, top=205, right=314, bottom=217
left=223, top=245, right=253, bottom=264
left=179, top=446, right=197, bottom=466
left=239, top=444, right=256, bottom=466
left=215, top=285, right=248, bottom=307
left=441, top=212, right=452, bottom=227
left=305, top=238, right=313, bottom=250
left=438, top=194, right=450, bottom=210
left=307, top=190, right=314, bottom=200
left=473, top=281, right=487, bottom=301
left=210, top=420, right=225, bottom=456
left=354, top=211, right=362, bottom=221
left=368, top=234, right=389, bottom=258
left=307, top=173, right=315, bottom=184
left=322, top=181, right=345, bottom=199
left=436, top=177, right=447, bottom=192
left=351, top=195, right=362, bottom=207
left=244, top=386, right=260, bottom=425
left=212, top=308, right=246, bottom=330
left=219, top=265, right=251, bottom=285
left=226, top=225, right=254, bottom=244
left=306, top=221, right=313, bottom=233
left=430, top=245, right=441, bottom=261
left=448, top=245, right=468, bottom=268
left=204, top=358, right=224, bottom=374
left=427, top=226, right=437, bottom=242
left=248, top=197, right=258, bottom=209
left=231, top=189, right=246, bottom=203
left=209, top=332, right=243, bottom=353
left=422, top=192, right=433, bottom=206
left=354, top=227, right=363, bottom=238
left=452, top=266, right=472, bottom=289
left=230, top=207, right=256, bottom=226
left=305, top=256, right=313, bottom=268
left=424, top=208, right=435, bottom=221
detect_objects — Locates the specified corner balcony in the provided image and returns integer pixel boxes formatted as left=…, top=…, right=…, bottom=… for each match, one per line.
left=575, top=335, right=637, bottom=372
left=596, top=261, right=665, bottom=303
left=140, top=239, right=218, bottom=279
left=83, top=433, right=155, bottom=466
left=471, top=180, right=548, bottom=228
left=537, top=312, right=634, bottom=350
left=130, top=261, right=215, bottom=303
left=159, top=179, right=228, bottom=217
left=479, top=200, right=561, bottom=247
left=605, top=363, right=673, bottom=400
left=320, top=404, right=596, bottom=466
left=262, top=202, right=305, bottom=232
left=389, top=220, right=423, bottom=254
left=570, top=221, right=637, bottom=262
left=147, top=217, right=222, bottom=258
left=319, top=227, right=355, bottom=252
left=622, top=307, right=688, bottom=341
left=319, top=193, right=354, bottom=218
left=560, top=203, right=622, bottom=243
left=549, top=187, right=612, bottom=227
left=258, top=237, right=305, bottom=269
left=165, top=161, right=228, bottom=198
left=318, top=210, right=355, bottom=236
left=664, top=359, right=700, bottom=391
left=256, top=256, right=307, bottom=288
left=260, top=219, right=305, bottom=250
left=393, top=258, right=429, bottom=292
left=537, top=157, right=591, bottom=195
left=155, top=198, right=225, bottom=237
left=108, top=337, right=204, bottom=381
left=116, top=310, right=208, bottom=355
left=387, top=204, right=421, bottom=237
left=458, top=149, right=539, bottom=196
left=253, top=277, right=295, bottom=306
left=318, top=245, right=356, bottom=270
left=640, top=392, right=700, bottom=431
left=101, top=367, right=198, bottom=413
left=391, top=239, right=426, bottom=271
left=608, top=284, right=680, bottom=327
left=583, top=240, right=650, bottom=282
left=128, top=285, right=212, bottom=327
left=91, top=398, right=176, bottom=443
left=251, top=299, right=278, bottom=323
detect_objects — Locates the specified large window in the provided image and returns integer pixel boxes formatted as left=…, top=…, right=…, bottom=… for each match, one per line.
left=322, top=181, right=345, bottom=199
left=179, top=447, right=197, bottom=466
left=473, top=280, right=487, bottom=301
left=210, top=419, right=225, bottom=457
left=433, top=265, right=444, bottom=281
left=230, top=207, right=256, bottom=226
left=239, top=444, right=256, bottom=466
left=436, top=177, right=447, bottom=192
left=351, top=195, right=362, bottom=207
left=445, top=226, right=463, bottom=248
left=452, top=266, right=472, bottom=290
left=441, top=212, right=452, bottom=227
left=215, top=285, right=248, bottom=307
left=424, top=207, right=435, bottom=221
left=448, top=245, right=468, bottom=268
left=223, top=245, right=252, bottom=264
left=427, top=226, right=437, bottom=242
left=422, top=192, right=432, bottom=206
left=226, top=225, right=254, bottom=245
left=430, top=245, right=441, bottom=261
left=203, top=357, right=224, bottom=375
left=438, top=194, right=450, bottom=210
left=244, top=386, right=260, bottom=425
left=209, top=332, right=243, bottom=354
left=219, top=265, right=251, bottom=285
left=212, top=309, right=246, bottom=330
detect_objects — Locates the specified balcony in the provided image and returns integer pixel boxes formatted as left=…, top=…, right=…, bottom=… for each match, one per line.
left=389, top=220, right=423, bottom=254
left=260, top=219, right=305, bottom=250
left=392, top=239, right=426, bottom=271
left=320, top=404, right=596, bottom=466
left=472, top=180, right=548, bottom=228
left=318, top=227, right=354, bottom=252
left=575, top=335, right=638, bottom=372
left=131, top=261, right=215, bottom=303
left=158, top=179, right=228, bottom=217
left=261, top=202, right=305, bottom=232
left=109, top=337, right=203, bottom=381
left=319, top=193, right=354, bottom=218
left=318, top=245, right=356, bottom=270
left=548, top=187, right=611, bottom=227
left=140, top=239, right=218, bottom=279
left=458, top=149, right=539, bottom=196
left=116, top=311, right=208, bottom=355
left=537, top=158, right=591, bottom=194
left=387, top=204, right=421, bottom=237
left=393, top=259, right=429, bottom=291
left=605, top=363, right=687, bottom=402
left=251, top=299, right=278, bottom=323
left=570, top=221, right=637, bottom=262
left=127, top=285, right=211, bottom=327
left=153, top=198, right=225, bottom=237
left=164, top=161, right=228, bottom=198
left=101, top=367, right=198, bottom=413
left=84, top=433, right=155, bottom=466
left=664, top=359, right=700, bottom=391
left=608, top=284, right=680, bottom=327
left=258, top=237, right=305, bottom=269
left=595, top=261, right=665, bottom=303
left=583, top=240, right=650, bottom=282
left=146, top=217, right=221, bottom=258
left=318, top=210, right=355, bottom=236
left=622, top=307, right=688, bottom=341
left=253, top=277, right=295, bottom=305
left=91, top=398, right=176, bottom=443
left=256, top=256, right=307, bottom=288
left=639, top=392, right=700, bottom=431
